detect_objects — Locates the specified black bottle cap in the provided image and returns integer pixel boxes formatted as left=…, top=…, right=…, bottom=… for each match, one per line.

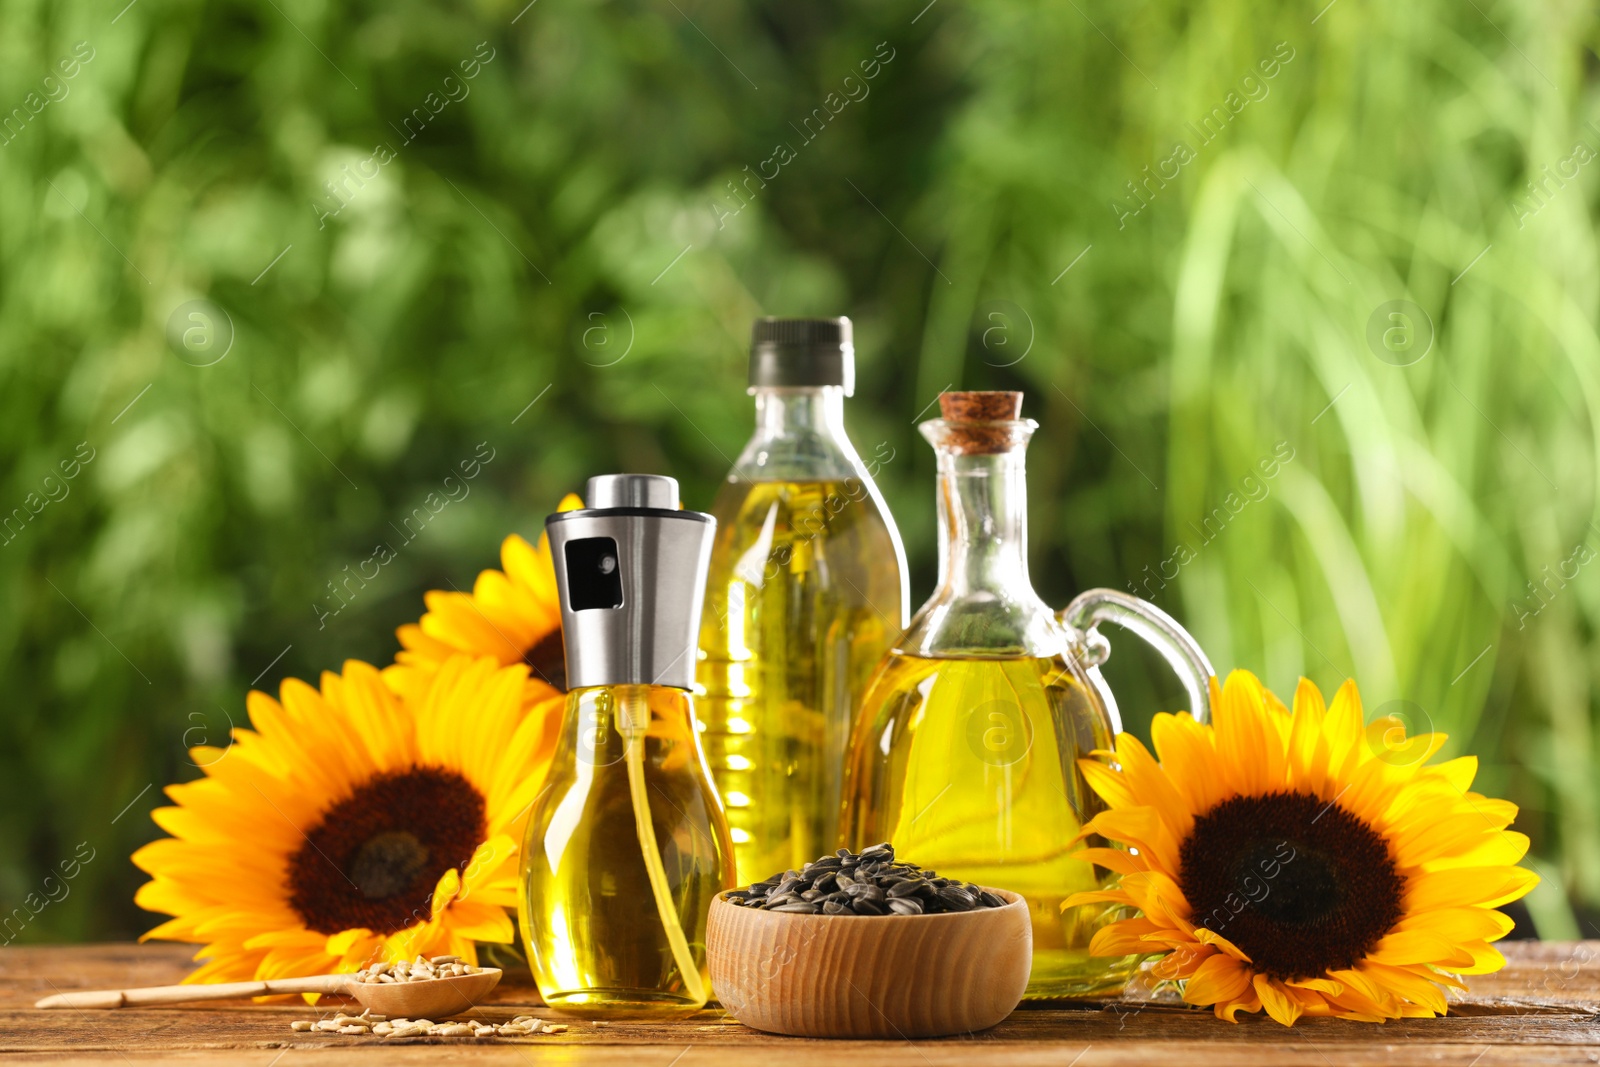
left=748, top=316, right=855, bottom=396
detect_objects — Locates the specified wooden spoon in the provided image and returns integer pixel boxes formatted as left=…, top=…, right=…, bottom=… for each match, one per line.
left=35, top=966, right=502, bottom=1019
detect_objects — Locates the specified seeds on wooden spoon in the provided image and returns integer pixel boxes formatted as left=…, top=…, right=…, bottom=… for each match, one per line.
left=354, top=955, right=481, bottom=984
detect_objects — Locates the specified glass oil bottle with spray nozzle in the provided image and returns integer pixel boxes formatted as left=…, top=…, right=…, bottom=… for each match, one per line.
left=522, top=474, right=734, bottom=1018
left=697, top=317, right=909, bottom=886
left=841, top=392, right=1215, bottom=998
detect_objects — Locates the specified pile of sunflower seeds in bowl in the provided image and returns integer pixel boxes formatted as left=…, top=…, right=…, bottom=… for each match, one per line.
left=723, top=843, right=1008, bottom=916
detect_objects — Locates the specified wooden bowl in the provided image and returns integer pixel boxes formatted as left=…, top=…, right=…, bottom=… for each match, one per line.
left=707, top=888, right=1031, bottom=1038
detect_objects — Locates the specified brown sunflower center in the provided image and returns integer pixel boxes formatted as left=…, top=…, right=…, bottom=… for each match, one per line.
left=524, top=627, right=567, bottom=692
left=1177, top=791, right=1404, bottom=981
left=287, top=767, right=486, bottom=936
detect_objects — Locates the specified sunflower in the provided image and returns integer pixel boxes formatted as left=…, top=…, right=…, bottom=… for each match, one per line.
left=134, top=656, right=550, bottom=987
left=383, top=493, right=582, bottom=707
left=1065, top=670, right=1538, bottom=1026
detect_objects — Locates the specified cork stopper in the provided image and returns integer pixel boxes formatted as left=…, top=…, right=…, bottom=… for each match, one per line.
left=933, top=391, right=1026, bottom=454
left=939, top=391, right=1023, bottom=421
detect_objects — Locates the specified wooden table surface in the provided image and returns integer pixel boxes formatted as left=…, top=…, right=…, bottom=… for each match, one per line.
left=1, top=942, right=1597, bottom=1065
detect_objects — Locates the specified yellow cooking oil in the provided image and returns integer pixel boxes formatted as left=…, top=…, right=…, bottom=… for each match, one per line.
left=697, top=477, right=905, bottom=886
left=520, top=684, right=734, bottom=1017
left=841, top=651, right=1138, bottom=998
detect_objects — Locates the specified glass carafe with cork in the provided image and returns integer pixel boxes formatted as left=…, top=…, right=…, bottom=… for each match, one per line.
left=521, top=474, right=735, bottom=1017
left=841, top=392, right=1214, bottom=998
left=697, top=317, right=909, bottom=887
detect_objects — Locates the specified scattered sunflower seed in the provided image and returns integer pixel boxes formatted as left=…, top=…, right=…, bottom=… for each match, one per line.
left=725, top=844, right=1007, bottom=916
left=289, top=1011, right=555, bottom=1039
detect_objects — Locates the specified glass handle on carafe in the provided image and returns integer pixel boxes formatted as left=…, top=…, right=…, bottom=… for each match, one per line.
left=1059, top=588, right=1214, bottom=732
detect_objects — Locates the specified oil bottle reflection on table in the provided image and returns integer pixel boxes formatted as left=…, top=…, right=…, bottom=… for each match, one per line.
left=842, top=392, right=1215, bottom=998
left=521, top=475, right=734, bottom=1017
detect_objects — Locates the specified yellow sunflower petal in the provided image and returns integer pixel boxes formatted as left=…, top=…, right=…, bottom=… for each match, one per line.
left=440, top=901, right=515, bottom=944
left=1150, top=711, right=1226, bottom=815
left=1079, top=757, right=1139, bottom=811
left=1286, top=677, right=1330, bottom=792
left=1357, top=960, right=1448, bottom=1015
left=1116, top=871, right=1194, bottom=927
left=1428, top=830, right=1530, bottom=869
left=1405, top=866, right=1540, bottom=910
left=1113, top=732, right=1194, bottom=837
left=1078, top=806, right=1182, bottom=877
left=1450, top=939, right=1509, bottom=975
left=1429, top=755, right=1478, bottom=792
left=1396, top=906, right=1516, bottom=943
left=1073, top=846, right=1151, bottom=877
left=1213, top=670, right=1281, bottom=795
left=1392, top=813, right=1516, bottom=868
left=1253, top=974, right=1303, bottom=1026
left=1369, top=930, right=1475, bottom=968
left=1322, top=678, right=1366, bottom=778
left=1214, top=986, right=1263, bottom=1022
left=1192, top=926, right=1252, bottom=961
left=1083, top=917, right=1173, bottom=956
left=1182, top=952, right=1253, bottom=1007
left=1287, top=975, right=1344, bottom=996
left=391, top=495, right=577, bottom=690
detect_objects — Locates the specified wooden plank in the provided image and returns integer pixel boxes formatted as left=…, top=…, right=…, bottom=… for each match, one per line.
left=0, top=942, right=1595, bottom=1065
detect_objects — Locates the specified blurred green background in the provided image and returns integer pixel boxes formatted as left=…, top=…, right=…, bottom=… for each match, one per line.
left=2, top=0, right=1595, bottom=941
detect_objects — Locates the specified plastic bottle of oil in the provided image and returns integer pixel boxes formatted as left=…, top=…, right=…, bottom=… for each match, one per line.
left=697, top=317, right=909, bottom=887
left=841, top=392, right=1214, bottom=998
left=522, top=474, right=734, bottom=1017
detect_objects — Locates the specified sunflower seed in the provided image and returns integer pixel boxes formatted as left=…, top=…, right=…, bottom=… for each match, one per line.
left=290, top=1021, right=313, bottom=1032
left=937, top=886, right=976, bottom=911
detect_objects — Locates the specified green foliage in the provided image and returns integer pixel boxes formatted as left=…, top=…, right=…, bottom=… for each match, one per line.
left=0, top=0, right=1594, bottom=940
